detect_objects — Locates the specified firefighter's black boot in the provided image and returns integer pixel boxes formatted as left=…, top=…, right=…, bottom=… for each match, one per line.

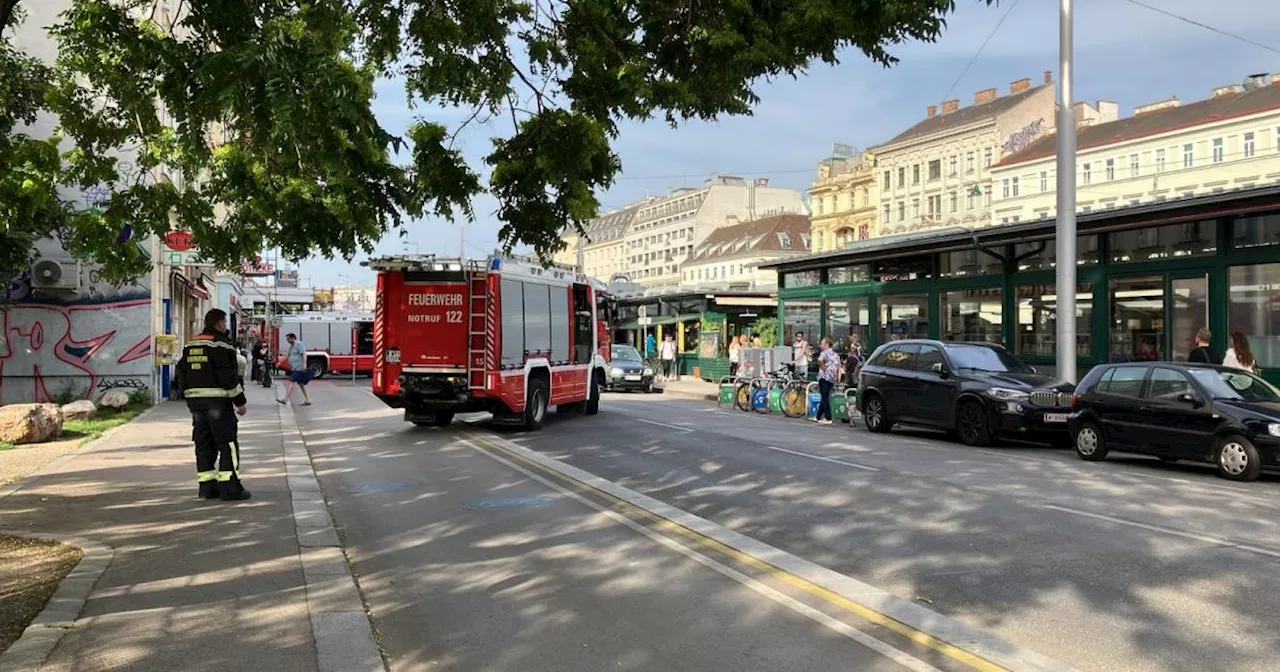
left=218, top=478, right=252, bottom=501
left=198, top=481, right=220, bottom=499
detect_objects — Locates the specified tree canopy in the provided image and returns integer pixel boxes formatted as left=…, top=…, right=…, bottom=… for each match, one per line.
left=2, top=0, right=976, bottom=284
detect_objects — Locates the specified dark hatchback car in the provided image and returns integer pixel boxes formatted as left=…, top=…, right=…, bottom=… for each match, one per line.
left=605, top=344, right=656, bottom=393
left=1069, top=362, right=1280, bottom=482
left=856, top=340, right=1074, bottom=446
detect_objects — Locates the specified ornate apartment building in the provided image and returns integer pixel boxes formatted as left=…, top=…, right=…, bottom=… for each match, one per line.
left=681, top=213, right=811, bottom=288
left=991, top=73, right=1280, bottom=225
left=552, top=202, right=642, bottom=281
left=872, top=73, right=1056, bottom=236
left=622, top=175, right=804, bottom=287
left=808, top=153, right=877, bottom=252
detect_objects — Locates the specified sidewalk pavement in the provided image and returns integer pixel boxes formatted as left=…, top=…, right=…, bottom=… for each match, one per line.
left=0, top=384, right=377, bottom=672
left=660, top=376, right=722, bottom=401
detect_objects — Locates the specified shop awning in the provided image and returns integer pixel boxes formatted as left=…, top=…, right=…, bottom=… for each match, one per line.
left=170, top=270, right=210, bottom=300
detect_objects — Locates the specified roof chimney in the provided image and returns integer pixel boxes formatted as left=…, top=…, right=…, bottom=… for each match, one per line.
left=1096, top=101, right=1119, bottom=124
left=1010, top=78, right=1031, bottom=95
left=926, top=105, right=938, bottom=119
left=974, top=88, right=998, bottom=105
left=1044, top=70, right=1054, bottom=85
left=1243, top=73, right=1269, bottom=90
left=1273, top=74, right=1280, bottom=87
left=1134, top=97, right=1180, bottom=116
left=1213, top=84, right=1244, bottom=98
left=941, top=99, right=960, bottom=114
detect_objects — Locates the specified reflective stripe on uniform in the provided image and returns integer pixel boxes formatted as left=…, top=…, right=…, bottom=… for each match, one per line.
left=183, top=385, right=244, bottom=398
left=187, top=337, right=236, bottom=350
left=197, top=470, right=217, bottom=482
left=217, top=471, right=234, bottom=482
left=230, top=441, right=239, bottom=470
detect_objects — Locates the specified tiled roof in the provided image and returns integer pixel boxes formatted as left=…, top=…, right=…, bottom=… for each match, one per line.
left=582, top=203, right=640, bottom=245
left=997, top=84, right=1280, bottom=167
left=878, top=85, right=1051, bottom=149
left=687, top=213, right=810, bottom=263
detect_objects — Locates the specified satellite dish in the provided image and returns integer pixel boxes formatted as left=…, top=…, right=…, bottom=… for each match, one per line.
left=31, top=259, right=65, bottom=287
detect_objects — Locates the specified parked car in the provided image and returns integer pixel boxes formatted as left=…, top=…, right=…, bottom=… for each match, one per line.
left=856, top=340, right=1074, bottom=446
left=1069, top=362, right=1280, bottom=482
left=605, top=344, right=656, bottom=393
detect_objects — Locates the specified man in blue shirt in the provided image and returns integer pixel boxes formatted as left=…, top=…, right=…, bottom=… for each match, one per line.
left=645, top=332, right=656, bottom=359
left=277, top=332, right=313, bottom=406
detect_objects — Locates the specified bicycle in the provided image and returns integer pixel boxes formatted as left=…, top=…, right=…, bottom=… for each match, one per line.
left=733, top=365, right=808, bottom=416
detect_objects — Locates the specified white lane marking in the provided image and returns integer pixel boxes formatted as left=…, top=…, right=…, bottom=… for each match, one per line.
left=1042, top=504, right=1280, bottom=559
left=765, top=445, right=881, bottom=472
left=460, top=439, right=943, bottom=672
left=635, top=418, right=694, bottom=432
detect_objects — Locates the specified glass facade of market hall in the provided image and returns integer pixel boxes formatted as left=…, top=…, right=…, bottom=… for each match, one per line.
left=775, top=202, right=1280, bottom=384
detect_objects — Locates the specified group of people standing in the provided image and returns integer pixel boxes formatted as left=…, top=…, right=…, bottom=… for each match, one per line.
left=1189, top=328, right=1261, bottom=373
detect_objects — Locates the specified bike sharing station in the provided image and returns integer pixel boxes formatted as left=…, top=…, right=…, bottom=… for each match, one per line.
left=716, top=348, right=858, bottom=424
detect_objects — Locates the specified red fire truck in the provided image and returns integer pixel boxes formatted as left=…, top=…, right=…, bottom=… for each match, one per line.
left=264, top=312, right=374, bottom=378
left=365, top=255, right=614, bottom=429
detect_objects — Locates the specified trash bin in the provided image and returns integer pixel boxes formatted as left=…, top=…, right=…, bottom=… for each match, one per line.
left=806, top=382, right=821, bottom=418
left=751, top=385, right=770, bottom=412
left=719, top=382, right=737, bottom=407
left=767, top=386, right=784, bottom=413
left=832, top=389, right=851, bottom=423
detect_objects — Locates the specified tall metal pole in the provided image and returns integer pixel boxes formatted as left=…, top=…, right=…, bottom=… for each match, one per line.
left=1055, top=0, right=1078, bottom=382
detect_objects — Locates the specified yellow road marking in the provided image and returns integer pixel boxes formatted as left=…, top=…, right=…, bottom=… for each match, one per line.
left=465, top=431, right=1010, bottom=672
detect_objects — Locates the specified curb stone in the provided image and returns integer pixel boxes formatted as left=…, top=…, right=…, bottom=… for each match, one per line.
left=0, top=403, right=165, bottom=503
left=279, top=402, right=385, bottom=672
left=0, top=531, right=114, bottom=672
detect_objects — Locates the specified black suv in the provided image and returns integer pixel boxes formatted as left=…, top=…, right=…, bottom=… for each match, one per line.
left=1069, top=362, right=1280, bottom=482
left=856, top=340, right=1074, bottom=446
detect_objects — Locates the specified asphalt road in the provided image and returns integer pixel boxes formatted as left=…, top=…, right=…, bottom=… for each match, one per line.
left=294, top=380, right=1280, bottom=672
left=502, top=391, right=1280, bottom=672
left=291, top=381, right=973, bottom=672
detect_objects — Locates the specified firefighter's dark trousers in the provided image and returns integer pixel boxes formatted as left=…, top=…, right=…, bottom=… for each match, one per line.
left=192, top=404, right=243, bottom=491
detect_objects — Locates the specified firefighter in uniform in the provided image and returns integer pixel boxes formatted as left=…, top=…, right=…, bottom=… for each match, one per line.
left=176, top=309, right=251, bottom=501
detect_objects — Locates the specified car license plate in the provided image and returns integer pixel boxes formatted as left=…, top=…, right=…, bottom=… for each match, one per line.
left=1043, top=412, right=1068, bottom=423
left=625, top=375, right=641, bottom=381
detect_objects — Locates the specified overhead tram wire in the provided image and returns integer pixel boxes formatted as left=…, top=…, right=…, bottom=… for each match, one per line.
left=1122, top=0, right=1280, bottom=56
left=938, top=0, right=1023, bottom=107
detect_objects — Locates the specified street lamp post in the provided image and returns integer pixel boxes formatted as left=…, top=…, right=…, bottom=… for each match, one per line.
left=1055, top=0, right=1078, bottom=382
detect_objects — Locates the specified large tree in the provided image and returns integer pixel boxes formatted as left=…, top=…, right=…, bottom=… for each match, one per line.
left=3, top=0, right=975, bottom=283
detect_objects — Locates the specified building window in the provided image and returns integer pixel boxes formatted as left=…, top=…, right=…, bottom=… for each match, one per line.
left=967, top=191, right=976, bottom=210
left=782, top=300, right=821, bottom=344
left=912, top=164, right=920, bottom=185
left=1039, top=170, right=1048, bottom=193
left=880, top=294, right=930, bottom=342
left=927, top=195, right=941, bottom=216
left=1229, top=263, right=1280, bottom=369
left=984, top=149, right=992, bottom=169
left=1011, top=176, right=1020, bottom=197
left=883, top=203, right=891, bottom=223
left=1001, top=179, right=1010, bottom=199
left=825, top=297, right=870, bottom=349
left=816, top=198, right=824, bottom=214
left=942, top=288, right=1003, bottom=345
left=1232, top=213, right=1280, bottom=249
left=966, top=152, right=975, bottom=173
left=940, top=249, right=1002, bottom=277
left=1244, top=131, right=1256, bottom=158
left=1109, top=220, right=1217, bottom=263
left=1015, top=283, right=1093, bottom=358
left=984, top=190, right=991, bottom=207
left=883, top=170, right=891, bottom=189
left=1105, top=158, right=1115, bottom=181
left=1129, top=153, right=1139, bottom=177
left=1156, top=148, right=1166, bottom=173
left=949, top=191, right=958, bottom=213
left=1212, top=137, right=1224, bottom=163
left=928, top=160, right=941, bottom=181
left=949, top=156, right=957, bottom=176
left=1082, top=162, right=1092, bottom=185
left=1183, top=143, right=1194, bottom=168
left=897, top=202, right=905, bottom=222
left=911, top=199, right=920, bottom=218
left=898, top=167, right=906, bottom=187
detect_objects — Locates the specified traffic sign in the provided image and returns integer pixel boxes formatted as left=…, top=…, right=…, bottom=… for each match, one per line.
left=638, top=316, right=652, bottom=326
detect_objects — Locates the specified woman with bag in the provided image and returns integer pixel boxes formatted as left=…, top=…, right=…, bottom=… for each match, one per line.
left=1223, top=331, right=1261, bottom=374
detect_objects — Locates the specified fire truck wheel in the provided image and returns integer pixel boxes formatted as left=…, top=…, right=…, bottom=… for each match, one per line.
left=524, top=378, right=549, bottom=430
left=586, top=373, right=601, bottom=415
left=307, top=359, right=327, bottom=379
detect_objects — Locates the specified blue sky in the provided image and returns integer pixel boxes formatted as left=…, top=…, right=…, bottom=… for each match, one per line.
left=299, top=0, right=1280, bottom=287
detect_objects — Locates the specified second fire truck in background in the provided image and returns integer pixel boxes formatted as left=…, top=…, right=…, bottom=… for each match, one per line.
left=265, top=312, right=375, bottom=378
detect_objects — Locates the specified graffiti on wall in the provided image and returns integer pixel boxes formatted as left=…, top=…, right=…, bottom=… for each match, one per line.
left=0, top=298, right=151, bottom=404
left=1001, top=118, right=1046, bottom=156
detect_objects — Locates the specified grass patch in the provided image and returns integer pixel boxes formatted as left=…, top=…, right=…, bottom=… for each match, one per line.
left=61, top=400, right=150, bottom=445
left=0, top=441, right=14, bottom=452
left=0, top=534, right=84, bottom=654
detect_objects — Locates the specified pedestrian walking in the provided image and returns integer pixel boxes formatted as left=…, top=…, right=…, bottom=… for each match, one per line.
left=1224, top=331, right=1260, bottom=374
left=793, top=331, right=811, bottom=380
left=175, top=309, right=250, bottom=501
left=277, top=333, right=313, bottom=405
left=660, top=334, right=677, bottom=379
left=728, top=334, right=742, bottom=377
left=1188, top=328, right=1215, bottom=364
left=645, top=331, right=657, bottom=359
left=814, top=338, right=839, bottom=425
left=251, top=339, right=270, bottom=386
